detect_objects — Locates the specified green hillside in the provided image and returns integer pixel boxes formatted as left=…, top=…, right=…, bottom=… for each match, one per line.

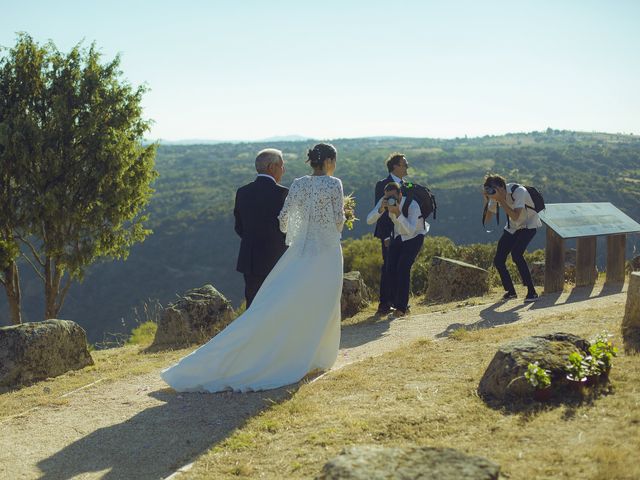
left=2, top=130, right=639, bottom=341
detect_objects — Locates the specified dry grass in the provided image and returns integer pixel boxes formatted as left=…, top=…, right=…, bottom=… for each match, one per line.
left=186, top=302, right=639, bottom=480
left=0, top=343, right=191, bottom=420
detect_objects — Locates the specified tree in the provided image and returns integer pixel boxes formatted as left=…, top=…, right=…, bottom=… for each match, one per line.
left=0, top=33, right=157, bottom=322
left=0, top=35, right=49, bottom=324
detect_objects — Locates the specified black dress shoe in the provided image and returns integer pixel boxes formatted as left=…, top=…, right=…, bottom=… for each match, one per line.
left=376, top=304, right=392, bottom=315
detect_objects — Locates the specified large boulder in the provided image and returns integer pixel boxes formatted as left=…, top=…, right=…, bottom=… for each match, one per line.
left=341, top=271, right=371, bottom=319
left=150, top=285, right=234, bottom=350
left=0, top=319, right=93, bottom=390
left=426, top=256, right=489, bottom=302
left=622, top=272, right=640, bottom=352
left=628, top=255, right=640, bottom=272
left=317, top=445, right=500, bottom=480
left=478, top=332, right=590, bottom=402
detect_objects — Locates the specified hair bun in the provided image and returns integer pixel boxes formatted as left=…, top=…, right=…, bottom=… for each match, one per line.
left=307, top=143, right=337, bottom=169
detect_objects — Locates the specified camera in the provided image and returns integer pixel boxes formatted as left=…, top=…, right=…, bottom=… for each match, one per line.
left=484, top=186, right=497, bottom=195
left=386, top=197, right=397, bottom=206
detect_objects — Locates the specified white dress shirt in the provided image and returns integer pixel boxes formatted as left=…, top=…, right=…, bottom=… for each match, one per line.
left=367, top=197, right=429, bottom=241
left=487, top=183, right=542, bottom=234
left=389, top=173, right=403, bottom=185
left=257, top=173, right=276, bottom=182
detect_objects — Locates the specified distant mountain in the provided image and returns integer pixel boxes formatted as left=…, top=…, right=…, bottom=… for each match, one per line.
left=154, top=138, right=228, bottom=145
left=151, top=135, right=314, bottom=146
left=259, top=135, right=314, bottom=142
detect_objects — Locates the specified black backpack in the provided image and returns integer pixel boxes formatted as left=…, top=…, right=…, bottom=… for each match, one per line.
left=401, top=182, right=437, bottom=220
left=482, top=184, right=545, bottom=226
left=511, top=184, right=545, bottom=213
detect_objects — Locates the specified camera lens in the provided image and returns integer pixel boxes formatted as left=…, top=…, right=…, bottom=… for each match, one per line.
left=484, top=186, right=496, bottom=195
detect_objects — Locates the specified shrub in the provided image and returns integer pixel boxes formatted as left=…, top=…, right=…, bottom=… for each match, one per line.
left=127, top=321, right=157, bottom=345
left=343, top=234, right=383, bottom=293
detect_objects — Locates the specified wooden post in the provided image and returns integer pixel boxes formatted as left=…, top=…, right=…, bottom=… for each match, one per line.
left=606, top=234, right=626, bottom=283
left=576, top=236, right=597, bottom=286
left=544, top=227, right=565, bottom=293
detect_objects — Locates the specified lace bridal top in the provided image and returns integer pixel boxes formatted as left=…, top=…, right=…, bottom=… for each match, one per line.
left=278, top=175, right=346, bottom=254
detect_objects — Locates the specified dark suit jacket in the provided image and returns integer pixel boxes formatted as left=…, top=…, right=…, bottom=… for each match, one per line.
left=234, top=176, right=289, bottom=276
left=373, top=175, right=395, bottom=240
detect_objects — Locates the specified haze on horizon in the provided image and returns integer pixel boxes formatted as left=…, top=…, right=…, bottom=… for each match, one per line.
left=2, top=0, right=639, bottom=142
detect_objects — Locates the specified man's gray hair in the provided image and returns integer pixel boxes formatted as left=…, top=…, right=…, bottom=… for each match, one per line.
left=255, top=148, right=283, bottom=173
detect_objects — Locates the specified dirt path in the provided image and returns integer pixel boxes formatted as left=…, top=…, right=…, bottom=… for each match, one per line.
left=0, top=283, right=627, bottom=480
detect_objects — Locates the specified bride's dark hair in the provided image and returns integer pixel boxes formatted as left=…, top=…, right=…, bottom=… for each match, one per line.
left=306, top=143, right=337, bottom=169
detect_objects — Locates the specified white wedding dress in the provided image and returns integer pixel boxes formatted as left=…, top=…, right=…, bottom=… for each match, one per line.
left=161, top=175, right=345, bottom=393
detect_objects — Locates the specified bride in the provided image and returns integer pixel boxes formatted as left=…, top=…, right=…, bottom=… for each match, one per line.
left=161, top=143, right=345, bottom=392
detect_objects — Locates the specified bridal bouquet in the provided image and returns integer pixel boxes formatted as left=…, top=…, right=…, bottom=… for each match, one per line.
left=344, top=194, right=358, bottom=230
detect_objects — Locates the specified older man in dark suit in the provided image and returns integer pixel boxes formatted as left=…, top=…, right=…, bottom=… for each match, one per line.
left=373, top=153, right=409, bottom=314
left=234, top=149, right=288, bottom=307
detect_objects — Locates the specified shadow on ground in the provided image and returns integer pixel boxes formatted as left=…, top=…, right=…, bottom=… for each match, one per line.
left=528, top=281, right=624, bottom=310
left=37, top=386, right=296, bottom=480
left=435, top=282, right=625, bottom=339
left=435, top=302, right=529, bottom=338
left=339, top=314, right=392, bottom=349
left=481, top=381, right=613, bottom=416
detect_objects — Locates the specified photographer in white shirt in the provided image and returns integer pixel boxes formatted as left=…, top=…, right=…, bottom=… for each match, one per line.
left=483, top=174, right=541, bottom=303
left=367, top=182, right=429, bottom=316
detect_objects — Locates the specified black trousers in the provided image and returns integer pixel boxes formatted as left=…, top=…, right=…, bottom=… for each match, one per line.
left=387, top=234, right=424, bottom=311
left=494, top=228, right=537, bottom=294
left=243, top=273, right=267, bottom=308
left=379, top=239, right=392, bottom=306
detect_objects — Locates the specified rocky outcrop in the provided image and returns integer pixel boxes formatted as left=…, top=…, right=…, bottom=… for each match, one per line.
left=478, top=332, right=591, bottom=402
left=623, top=272, right=640, bottom=352
left=341, top=271, right=371, bottom=319
left=0, top=319, right=93, bottom=390
left=150, top=285, right=234, bottom=350
left=317, top=445, right=500, bottom=480
left=425, top=256, right=489, bottom=302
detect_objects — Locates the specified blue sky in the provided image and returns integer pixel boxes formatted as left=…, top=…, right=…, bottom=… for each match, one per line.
left=2, top=1, right=639, bottom=141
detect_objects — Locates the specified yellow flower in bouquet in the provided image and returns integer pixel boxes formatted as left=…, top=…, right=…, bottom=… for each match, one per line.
left=344, top=194, right=358, bottom=230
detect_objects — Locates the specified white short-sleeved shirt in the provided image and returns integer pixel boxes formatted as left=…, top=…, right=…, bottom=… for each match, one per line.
left=487, top=183, right=542, bottom=234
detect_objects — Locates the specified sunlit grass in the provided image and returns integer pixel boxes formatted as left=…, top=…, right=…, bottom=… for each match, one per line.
left=186, top=301, right=639, bottom=480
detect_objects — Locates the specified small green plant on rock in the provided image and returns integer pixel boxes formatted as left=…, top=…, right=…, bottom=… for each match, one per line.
left=525, top=362, right=551, bottom=389
left=565, top=351, right=590, bottom=382
left=588, top=331, right=618, bottom=375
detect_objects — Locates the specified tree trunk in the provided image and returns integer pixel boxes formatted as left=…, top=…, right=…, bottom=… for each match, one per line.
left=44, top=257, right=56, bottom=319
left=44, top=257, right=67, bottom=319
left=3, top=262, right=22, bottom=325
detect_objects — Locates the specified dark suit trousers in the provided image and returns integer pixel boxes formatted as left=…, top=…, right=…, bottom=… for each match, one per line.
left=379, top=239, right=392, bottom=306
left=493, top=228, right=537, bottom=295
left=387, top=234, right=424, bottom=311
left=244, top=273, right=267, bottom=308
